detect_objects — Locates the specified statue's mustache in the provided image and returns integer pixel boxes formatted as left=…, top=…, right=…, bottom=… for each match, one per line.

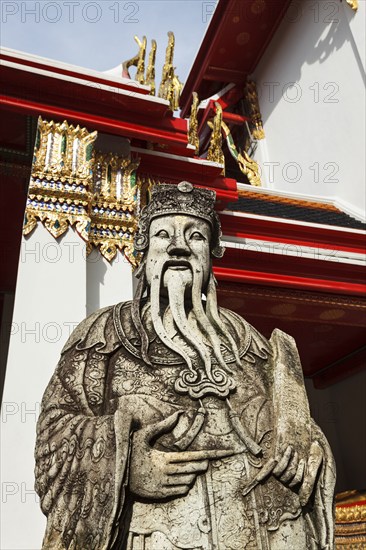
left=163, top=259, right=192, bottom=270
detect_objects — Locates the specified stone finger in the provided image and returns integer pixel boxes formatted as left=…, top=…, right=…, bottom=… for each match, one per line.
left=256, top=458, right=277, bottom=482
left=165, top=474, right=196, bottom=486
left=166, top=460, right=209, bottom=475
left=163, top=485, right=191, bottom=497
left=289, top=459, right=305, bottom=488
left=144, top=411, right=184, bottom=443
left=168, top=448, right=236, bottom=463
left=280, top=451, right=299, bottom=483
left=273, top=445, right=293, bottom=476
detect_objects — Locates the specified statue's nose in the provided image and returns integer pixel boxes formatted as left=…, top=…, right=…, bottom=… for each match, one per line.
left=167, top=237, right=191, bottom=257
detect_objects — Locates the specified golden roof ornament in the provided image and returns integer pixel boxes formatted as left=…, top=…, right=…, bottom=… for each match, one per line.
left=188, top=92, right=200, bottom=155
left=245, top=80, right=265, bottom=140
left=221, top=120, right=262, bottom=187
left=158, top=31, right=184, bottom=111
left=145, top=39, right=157, bottom=96
left=345, top=0, right=358, bottom=10
left=122, top=35, right=147, bottom=84
left=122, top=33, right=183, bottom=107
left=207, top=102, right=225, bottom=166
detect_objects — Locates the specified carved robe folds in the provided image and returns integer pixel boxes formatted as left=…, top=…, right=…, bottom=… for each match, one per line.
left=35, top=302, right=335, bottom=549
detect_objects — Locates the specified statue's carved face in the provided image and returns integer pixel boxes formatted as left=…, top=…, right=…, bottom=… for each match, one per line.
left=145, top=214, right=211, bottom=291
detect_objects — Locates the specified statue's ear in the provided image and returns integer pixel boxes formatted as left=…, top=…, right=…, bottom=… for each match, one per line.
left=134, top=233, right=149, bottom=252
left=212, top=245, right=225, bottom=258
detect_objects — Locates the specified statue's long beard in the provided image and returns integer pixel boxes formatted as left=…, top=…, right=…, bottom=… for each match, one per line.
left=149, top=257, right=195, bottom=373
left=133, top=259, right=241, bottom=390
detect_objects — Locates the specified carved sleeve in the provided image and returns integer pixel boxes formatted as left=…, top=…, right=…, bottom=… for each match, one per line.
left=35, top=345, right=132, bottom=550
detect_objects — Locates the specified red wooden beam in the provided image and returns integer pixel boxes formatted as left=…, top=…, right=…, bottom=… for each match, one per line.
left=213, top=266, right=366, bottom=297
left=222, top=112, right=250, bottom=125
left=204, top=66, right=245, bottom=83
left=220, top=213, right=366, bottom=254
left=0, top=95, right=189, bottom=149
left=0, top=63, right=189, bottom=144
left=216, top=245, right=366, bottom=289
left=180, top=0, right=232, bottom=115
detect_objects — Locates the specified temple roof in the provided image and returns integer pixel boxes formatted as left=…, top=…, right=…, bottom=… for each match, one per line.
left=226, top=188, right=366, bottom=231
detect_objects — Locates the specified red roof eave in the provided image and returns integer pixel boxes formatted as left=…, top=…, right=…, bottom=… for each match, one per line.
left=215, top=212, right=366, bottom=297
left=0, top=56, right=191, bottom=152
left=0, top=50, right=151, bottom=96
left=0, top=95, right=189, bottom=149
left=180, top=0, right=292, bottom=117
left=220, top=213, right=366, bottom=255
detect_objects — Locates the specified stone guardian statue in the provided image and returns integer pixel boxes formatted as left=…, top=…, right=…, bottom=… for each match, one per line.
left=35, top=181, right=336, bottom=549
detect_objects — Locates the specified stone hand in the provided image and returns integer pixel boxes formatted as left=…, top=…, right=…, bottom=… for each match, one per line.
left=129, top=411, right=235, bottom=500
left=255, top=440, right=323, bottom=505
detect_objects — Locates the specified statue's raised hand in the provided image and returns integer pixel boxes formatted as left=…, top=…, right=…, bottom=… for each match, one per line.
left=129, top=411, right=235, bottom=500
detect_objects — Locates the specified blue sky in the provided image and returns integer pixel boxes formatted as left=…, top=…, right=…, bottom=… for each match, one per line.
left=1, top=0, right=217, bottom=83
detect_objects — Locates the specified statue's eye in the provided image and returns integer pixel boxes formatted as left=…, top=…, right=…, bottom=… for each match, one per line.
left=155, top=229, right=169, bottom=238
left=190, top=231, right=205, bottom=240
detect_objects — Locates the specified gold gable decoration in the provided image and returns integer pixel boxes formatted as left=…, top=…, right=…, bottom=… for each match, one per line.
left=244, top=80, right=265, bottom=140
left=221, top=120, right=262, bottom=187
left=23, top=117, right=141, bottom=265
left=89, top=152, right=141, bottom=263
left=24, top=118, right=96, bottom=241
left=122, top=35, right=147, bottom=85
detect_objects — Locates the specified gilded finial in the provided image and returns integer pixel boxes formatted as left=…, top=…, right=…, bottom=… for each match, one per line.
left=188, top=92, right=200, bottom=155
left=158, top=32, right=184, bottom=111
left=145, top=39, right=157, bottom=95
left=345, top=0, right=358, bottom=10
left=122, top=35, right=147, bottom=84
left=207, top=102, right=225, bottom=166
left=160, top=31, right=174, bottom=91
left=221, top=121, right=262, bottom=186
left=245, top=80, right=265, bottom=140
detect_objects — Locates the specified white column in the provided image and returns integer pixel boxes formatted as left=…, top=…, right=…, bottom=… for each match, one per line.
left=1, top=225, right=86, bottom=550
left=86, top=248, right=134, bottom=314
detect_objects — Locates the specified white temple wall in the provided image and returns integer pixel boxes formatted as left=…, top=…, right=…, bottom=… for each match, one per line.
left=1, top=225, right=134, bottom=550
left=252, top=0, right=365, bottom=220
